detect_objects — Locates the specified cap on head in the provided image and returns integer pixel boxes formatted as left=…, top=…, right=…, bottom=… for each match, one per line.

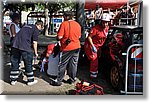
left=101, top=13, right=110, bottom=22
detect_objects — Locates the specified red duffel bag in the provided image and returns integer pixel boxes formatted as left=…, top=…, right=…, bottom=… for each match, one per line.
left=75, top=81, right=104, bottom=95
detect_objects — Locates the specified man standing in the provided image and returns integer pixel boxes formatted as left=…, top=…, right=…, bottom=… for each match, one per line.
left=10, top=20, right=43, bottom=85
left=51, top=11, right=81, bottom=86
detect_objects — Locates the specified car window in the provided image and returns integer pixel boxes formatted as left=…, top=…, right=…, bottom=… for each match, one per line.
left=114, top=29, right=123, bottom=35
left=132, top=32, right=143, bottom=44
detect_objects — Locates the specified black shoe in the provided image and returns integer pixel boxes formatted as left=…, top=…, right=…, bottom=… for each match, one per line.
left=66, top=79, right=75, bottom=84
left=50, top=81, right=62, bottom=86
left=90, top=77, right=98, bottom=83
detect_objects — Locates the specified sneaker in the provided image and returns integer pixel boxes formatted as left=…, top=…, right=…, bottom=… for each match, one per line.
left=10, top=81, right=17, bottom=85
left=90, top=77, right=98, bottom=82
left=27, top=80, right=38, bottom=86
left=50, top=81, right=62, bottom=86
left=65, top=79, right=75, bottom=84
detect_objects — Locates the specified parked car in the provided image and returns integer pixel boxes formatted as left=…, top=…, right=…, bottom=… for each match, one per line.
left=99, top=25, right=143, bottom=91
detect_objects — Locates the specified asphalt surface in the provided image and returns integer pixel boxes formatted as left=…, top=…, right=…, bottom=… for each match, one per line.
left=0, top=34, right=118, bottom=95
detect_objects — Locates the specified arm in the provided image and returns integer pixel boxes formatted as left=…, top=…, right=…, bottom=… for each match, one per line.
left=87, top=35, right=94, bottom=47
left=57, top=22, right=64, bottom=41
left=56, top=36, right=63, bottom=41
left=10, top=24, right=16, bottom=37
left=32, top=26, right=39, bottom=57
left=33, top=41, right=38, bottom=57
left=87, top=27, right=98, bottom=53
left=88, top=35, right=97, bottom=53
left=87, top=28, right=96, bottom=46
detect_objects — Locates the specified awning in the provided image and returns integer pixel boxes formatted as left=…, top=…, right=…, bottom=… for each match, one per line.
left=85, top=0, right=129, bottom=10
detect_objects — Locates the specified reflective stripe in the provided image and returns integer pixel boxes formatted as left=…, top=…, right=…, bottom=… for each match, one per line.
left=10, top=71, right=20, bottom=74
left=26, top=72, right=33, bottom=75
left=27, top=76, right=34, bottom=80
left=90, top=71, right=98, bottom=78
left=10, top=75, right=19, bottom=79
left=131, top=47, right=143, bottom=59
left=90, top=74, right=97, bottom=78
left=59, top=52, right=62, bottom=64
left=90, top=71, right=98, bottom=74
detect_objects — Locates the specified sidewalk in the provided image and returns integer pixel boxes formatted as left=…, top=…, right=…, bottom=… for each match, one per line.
left=1, top=54, right=78, bottom=95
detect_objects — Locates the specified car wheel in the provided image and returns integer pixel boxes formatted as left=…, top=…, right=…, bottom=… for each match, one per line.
left=110, top=64, right=120, bottom=90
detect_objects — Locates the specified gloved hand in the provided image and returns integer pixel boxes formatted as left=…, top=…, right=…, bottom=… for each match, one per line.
left=35, top=53, right=38, bottom=58
left=92, top=45, right=97, bottom=53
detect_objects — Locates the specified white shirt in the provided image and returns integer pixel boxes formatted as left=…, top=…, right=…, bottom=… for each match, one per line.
left=95, top=8, right=103, bottom=20
left=9, top=22, right=20, bottom=37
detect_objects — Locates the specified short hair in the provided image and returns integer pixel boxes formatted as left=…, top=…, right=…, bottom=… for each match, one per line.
left=96, top=5, right=99, bottom=9
left=10, top=13, right=20, bottom=21
left=35, top=20, right=43, bottom=26
left=64, top=11, right=74, bottom=20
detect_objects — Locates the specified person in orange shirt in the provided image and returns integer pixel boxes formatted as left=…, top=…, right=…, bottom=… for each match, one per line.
left=51, top=11, right=81, bottom=86
left=84, top=13, right=110, bottom=80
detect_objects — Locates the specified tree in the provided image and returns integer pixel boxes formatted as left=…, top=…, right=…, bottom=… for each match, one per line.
left=44, top=2, right=49, bottom=36
left=3, top=0, right=76, bottom=35
left=46, top=0, right=76, bottom=35
left=3, top=2, right=36, bottom=27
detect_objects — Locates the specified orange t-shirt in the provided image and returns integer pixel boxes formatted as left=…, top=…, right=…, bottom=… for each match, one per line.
left=57, top=20, right=81, bottom=51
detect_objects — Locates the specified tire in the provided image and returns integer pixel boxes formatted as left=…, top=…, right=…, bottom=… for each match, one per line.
left=110, top=64, right=121, bottom=90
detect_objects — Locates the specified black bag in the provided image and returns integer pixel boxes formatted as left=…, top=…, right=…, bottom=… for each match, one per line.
left=65, top=21, right=71, bottom=45
left=65, top=38, right=71, bottom=45
left=53, top=43, right=60, bottom=57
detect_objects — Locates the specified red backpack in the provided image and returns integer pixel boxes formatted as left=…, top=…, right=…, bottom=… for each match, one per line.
left=75, top=81, right=104, bottom=95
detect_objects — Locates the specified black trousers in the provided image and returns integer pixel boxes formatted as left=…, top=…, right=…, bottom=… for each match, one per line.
left=57, top=48, right=80, bottom=82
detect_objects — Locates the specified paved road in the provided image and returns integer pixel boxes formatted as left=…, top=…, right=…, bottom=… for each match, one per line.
left=1, top=35, right=118, bottom=95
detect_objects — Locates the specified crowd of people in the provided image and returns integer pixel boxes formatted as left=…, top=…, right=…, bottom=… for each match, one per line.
left=8, top=11, right=110, bottom=86
left=85, top=5, right=136, bottom=28
left=7, top=4, right=137, bottom=87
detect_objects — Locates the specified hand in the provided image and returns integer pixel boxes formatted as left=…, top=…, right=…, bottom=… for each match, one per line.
left=92, top=45, right=97, bottom=53
left=35, top=53, right=38, bottom=58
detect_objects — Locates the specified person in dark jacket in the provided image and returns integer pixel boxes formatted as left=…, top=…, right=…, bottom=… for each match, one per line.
left=10, top=20, right=43, bottom=86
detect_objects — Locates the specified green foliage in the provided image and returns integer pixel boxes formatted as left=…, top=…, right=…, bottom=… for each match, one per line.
left=3, top=3, right=36, bottom=12
left=31, top=0, right=76, bottom=13
left=3, top=0, right=76, bottom=13
left=47, top=0, right=76, bottom=13
left=35, top=3, right=45, bottom=12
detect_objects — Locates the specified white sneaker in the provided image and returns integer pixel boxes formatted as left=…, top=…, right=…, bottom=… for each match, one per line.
left=11, top=81, right=17, bottom=85
left=27, top=80, right=38, bottom=86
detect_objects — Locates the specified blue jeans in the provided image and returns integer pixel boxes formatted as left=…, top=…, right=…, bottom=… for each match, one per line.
left=10, top=47, right=34, bottom=82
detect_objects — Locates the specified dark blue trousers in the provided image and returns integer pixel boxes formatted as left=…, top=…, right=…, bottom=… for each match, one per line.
left=10, top=47, right=34, bottom=82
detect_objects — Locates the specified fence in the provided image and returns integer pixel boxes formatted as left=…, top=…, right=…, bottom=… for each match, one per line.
left=121, top=44, right=143, bottom=95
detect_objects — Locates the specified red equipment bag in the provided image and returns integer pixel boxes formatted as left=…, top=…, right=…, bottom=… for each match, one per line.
left=75, top=81, right=104, bottom=95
